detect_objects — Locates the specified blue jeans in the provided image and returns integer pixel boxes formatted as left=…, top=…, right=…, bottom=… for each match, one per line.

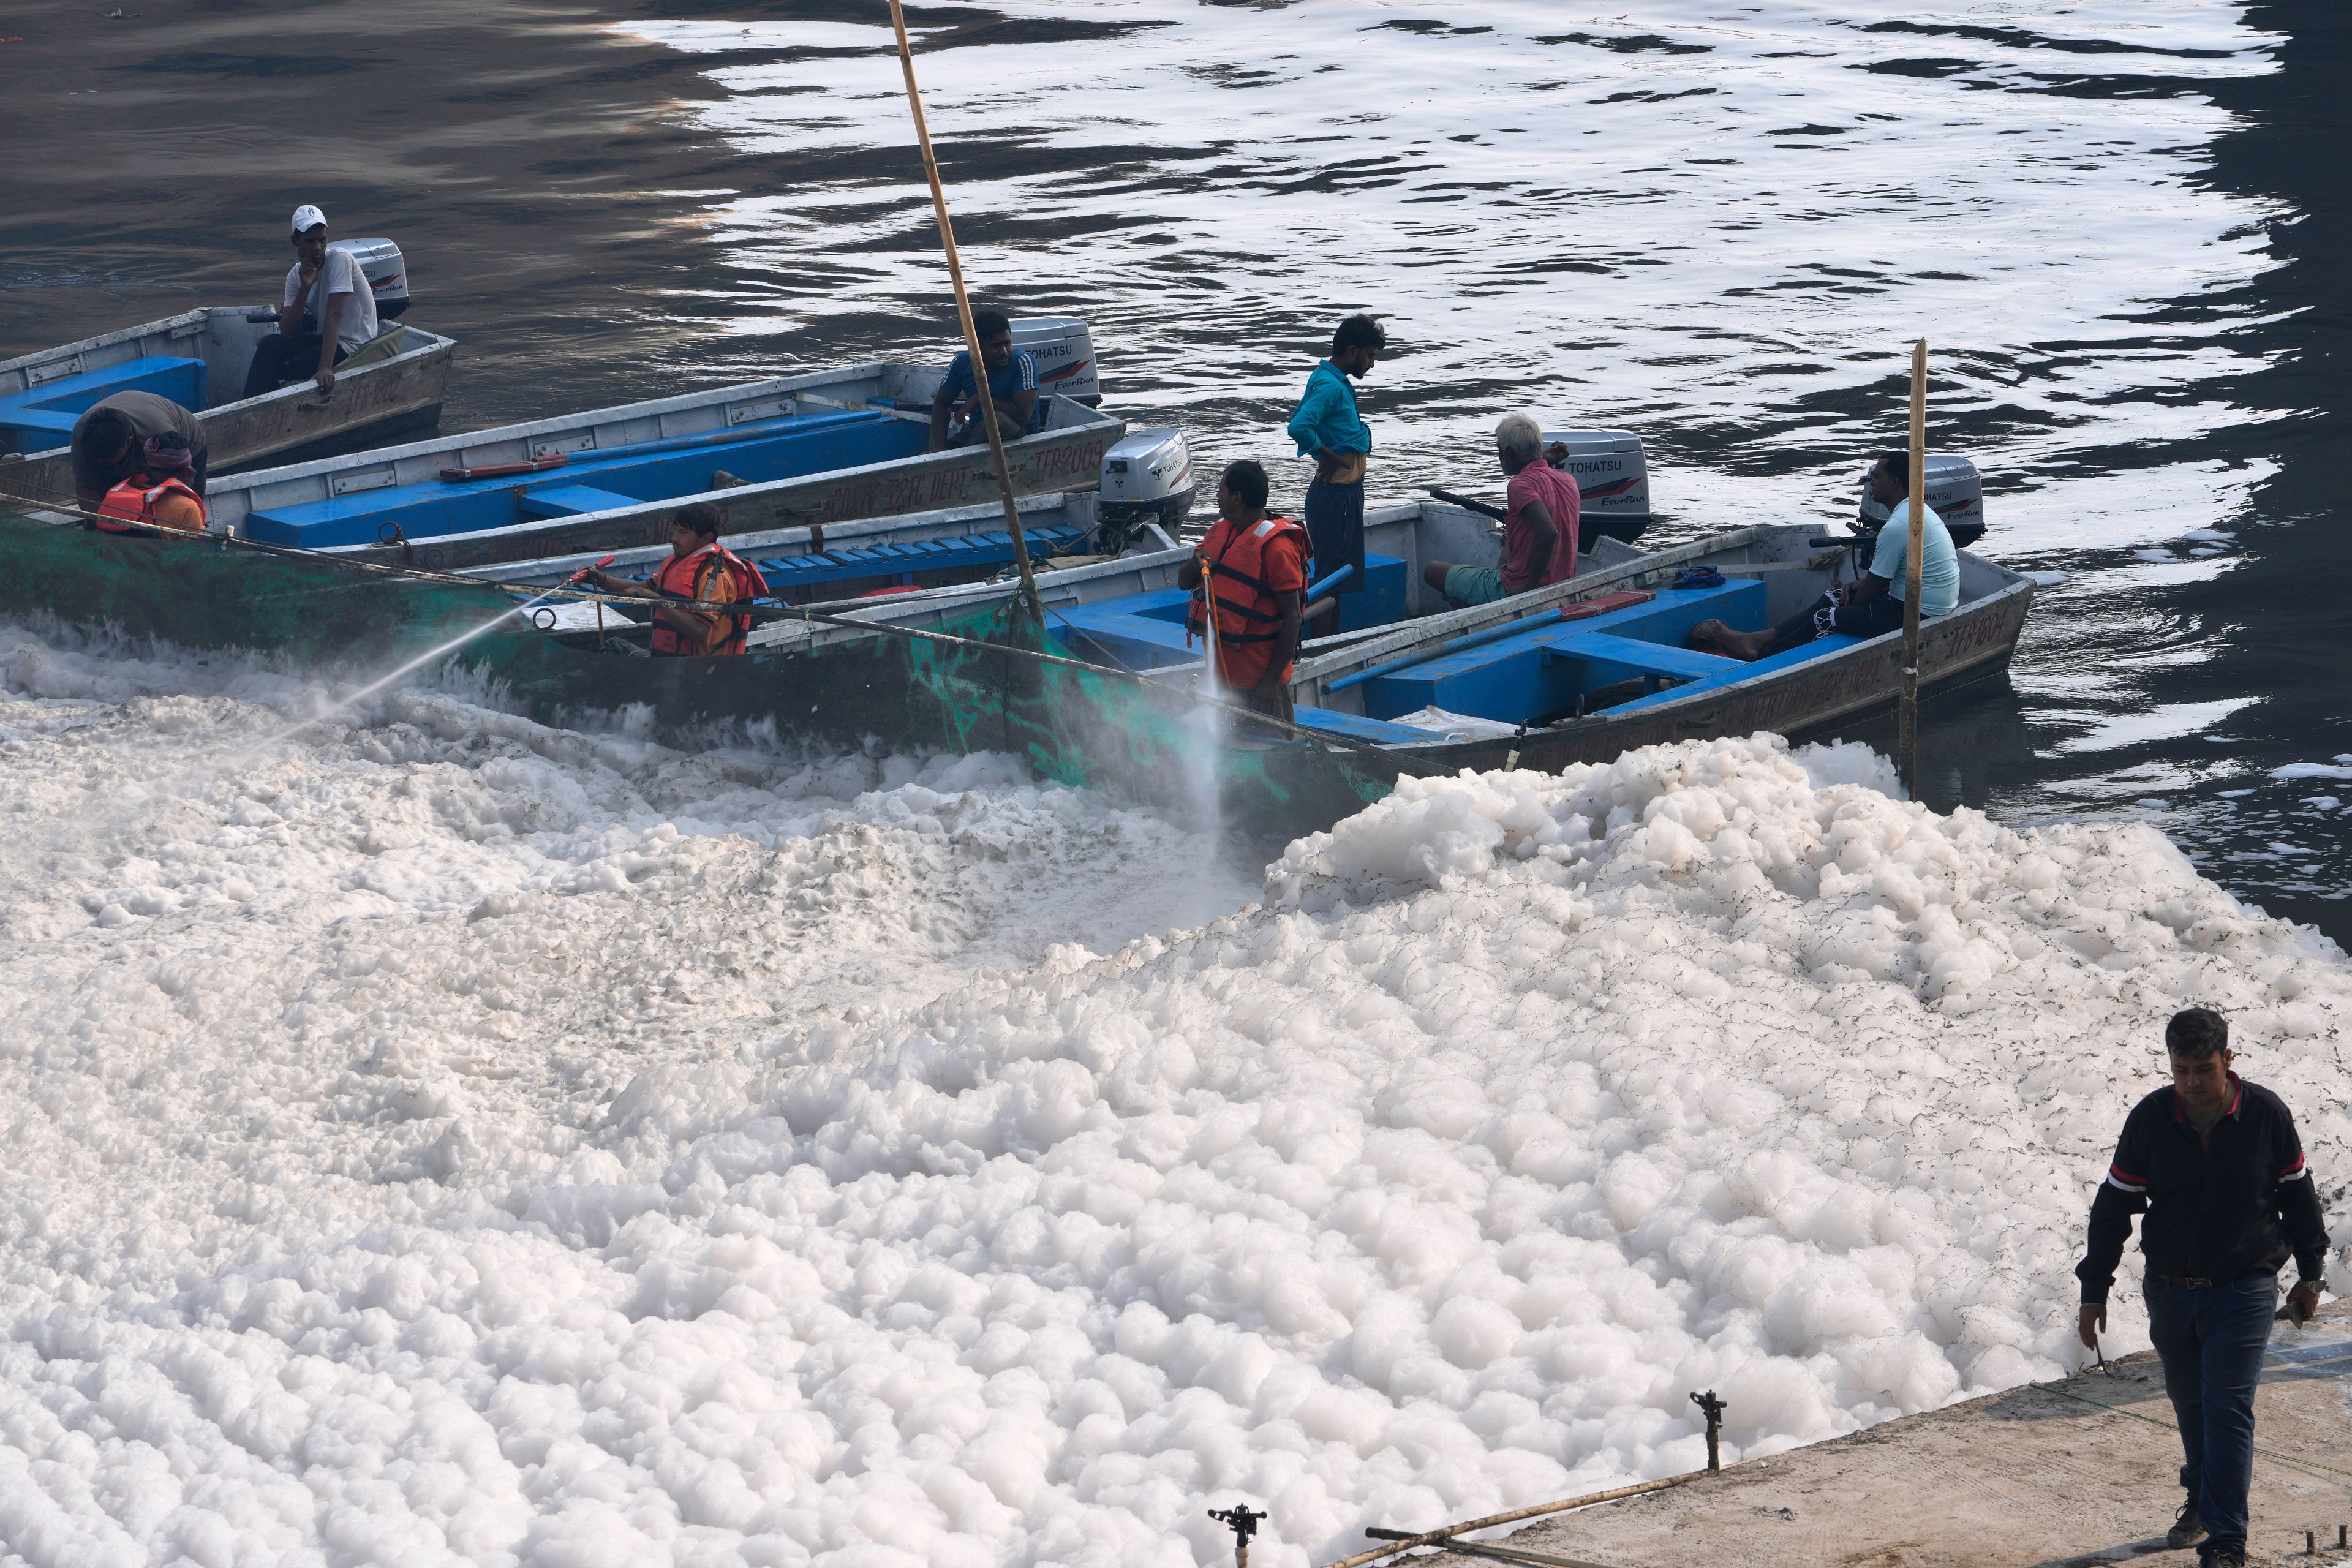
left=2146, top=1270, right=2277, bottom=1555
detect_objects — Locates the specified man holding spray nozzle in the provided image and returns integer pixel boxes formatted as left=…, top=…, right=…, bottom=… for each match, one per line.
left=1182, top=459, right=1306, bottom=725
left=579, top=503, right=767, bottom=657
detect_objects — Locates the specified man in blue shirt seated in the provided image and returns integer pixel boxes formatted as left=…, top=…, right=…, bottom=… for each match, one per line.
left=1692, top=450, right=1959, bottom=660
left=1286, top=314, right=1385, bottom=636
left=928, top=309, right=1041, bottom=451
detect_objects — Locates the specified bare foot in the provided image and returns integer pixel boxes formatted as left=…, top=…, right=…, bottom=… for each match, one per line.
left=1689, top=619, right=1768, bottom=660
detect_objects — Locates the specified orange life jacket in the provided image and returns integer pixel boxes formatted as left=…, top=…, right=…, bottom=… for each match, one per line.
left=94, top=475, right=207, bottom=535
left=648, top=543, right=770, bottom=656
left=1185, top=514, right=1309, bottom=650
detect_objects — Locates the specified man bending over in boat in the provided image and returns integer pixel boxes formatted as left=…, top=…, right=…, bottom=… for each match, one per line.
left=578, top=502, right=768, bottom=656
left=1691, top=451, right=1958, bottom=660
left=87, top=431, right=208, bottom=536
left=70, top=394, right=208, bottom=514
left=1423, top=413, right=1580, bottom=606
left=1182, top=459, right=1308, bottom=724
left=928, top=310, right=1040, bottom=451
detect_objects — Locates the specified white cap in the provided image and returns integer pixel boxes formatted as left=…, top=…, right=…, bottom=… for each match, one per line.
left=290, top=203, right=327, bottom=235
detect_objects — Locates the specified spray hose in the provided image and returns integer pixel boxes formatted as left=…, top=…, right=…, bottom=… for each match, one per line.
left=1, top=493, right=1449, bottom=777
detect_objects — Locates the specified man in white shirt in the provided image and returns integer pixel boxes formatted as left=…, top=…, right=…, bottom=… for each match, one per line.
left=242, top=203, right=379, bottom=398
left=1692, top=451, right=1959, bottom=660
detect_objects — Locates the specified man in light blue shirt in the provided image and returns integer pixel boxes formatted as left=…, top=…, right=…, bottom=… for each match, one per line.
left=1692, top=451, right=1959, bottom=660
left=1285, top=314, right=1384, bottom=635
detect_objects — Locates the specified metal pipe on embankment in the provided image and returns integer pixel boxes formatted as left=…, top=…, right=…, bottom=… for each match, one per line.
left=1314, top=1473, right=1700, bottom=1568
left=1363, top=1527, right=1614, bottom=1568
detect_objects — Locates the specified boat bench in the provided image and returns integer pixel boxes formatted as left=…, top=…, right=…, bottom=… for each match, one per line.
left=1604, top=631, right=1863, bottom=713
left=1047, top=554, right=1411, bottom=672
left=239, top=411, right=923, bottom=547
left=516, top=485, right=643, bottom=520
left=0, top=354, right=209, bottom=451
left=1293, top=707, right=1450, bottom=745
left=750, top=527, right=1090, bottom=594
left=1362, top=581, right=1770, bottom=723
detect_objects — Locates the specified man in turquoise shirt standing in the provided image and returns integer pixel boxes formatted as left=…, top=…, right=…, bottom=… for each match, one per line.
left=1286, top=315, right=1385, bottom=636
left=1692, top=450, right=1958, bottom=659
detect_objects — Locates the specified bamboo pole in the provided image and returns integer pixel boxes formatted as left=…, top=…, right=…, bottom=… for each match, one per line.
left=1315, top=1476, right=1692, bottom=1568
left=884, top=0, right=1042, bottom=624
left=1897, top=337, right=1927, bottom=795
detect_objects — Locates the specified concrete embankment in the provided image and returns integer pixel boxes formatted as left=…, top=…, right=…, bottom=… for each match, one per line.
left=1478, top=1307, right=2352, bottom=1568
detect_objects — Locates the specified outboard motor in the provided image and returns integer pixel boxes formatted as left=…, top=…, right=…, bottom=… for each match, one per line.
left=1010, top=318, right=1098, bottom=406
left=1095, top=427, right=1194, bottom=550
left=1540, top=429, right=1650, bottom=542
left=1853, top=452, right=1982, bottom=545
left=330, top=238, right=410, bottom=319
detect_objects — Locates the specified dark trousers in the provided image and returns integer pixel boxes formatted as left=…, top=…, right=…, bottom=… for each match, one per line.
left=243, top=331, right=349, bottom=398
left=2147, top=1270, right=2276, bottom=1553
left=1760, top=589, right=1907, bottom=655
left=1303, top=477, right=1365, bottom=595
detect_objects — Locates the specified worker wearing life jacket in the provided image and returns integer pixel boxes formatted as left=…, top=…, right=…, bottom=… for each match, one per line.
left=579, top=502, right=769, bottom=655
left=1180, top=459, right=1308, bottom=722
left=91, top=434, right=209, bottom=536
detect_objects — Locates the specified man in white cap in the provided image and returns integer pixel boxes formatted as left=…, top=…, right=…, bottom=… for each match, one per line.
left=242, top=203, right=378, bottom=398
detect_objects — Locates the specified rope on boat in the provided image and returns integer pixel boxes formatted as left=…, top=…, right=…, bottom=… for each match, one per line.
left=0, top=494, right=1452, bottom=777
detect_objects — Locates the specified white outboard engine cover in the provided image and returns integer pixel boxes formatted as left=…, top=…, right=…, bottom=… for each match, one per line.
left=1096, top=426, right=1194, bottom=541
left=1540, top=429, right=1649, bottom=524
left=1011, top=317, right=1098, bottom=406
left=331, top=238, right=410, bottom=319
left=1855, top=452, right=1980, bottom=536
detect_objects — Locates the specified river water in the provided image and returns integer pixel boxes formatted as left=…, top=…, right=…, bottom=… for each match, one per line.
left=2, top=7, right=2348, bottom=1564
left=4, top=0, right=2342, bottom=938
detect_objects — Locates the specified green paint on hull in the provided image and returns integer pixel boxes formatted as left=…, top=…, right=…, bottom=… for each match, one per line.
left=0, top=507, right=1396, bottom=835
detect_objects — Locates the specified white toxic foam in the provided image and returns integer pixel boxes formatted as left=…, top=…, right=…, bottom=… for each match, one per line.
left=0, top=631, right=2343, bottom=1566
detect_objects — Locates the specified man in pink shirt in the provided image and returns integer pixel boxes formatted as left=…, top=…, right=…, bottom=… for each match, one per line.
left=1425, top=413, right=1580, bottom=606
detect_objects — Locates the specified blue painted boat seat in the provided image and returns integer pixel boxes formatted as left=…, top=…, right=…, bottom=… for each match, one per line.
left=0, top=355, right=208, bottom=421
left=1294, top=707, right=1446, bottom=745
left=752, top=527, right=1089, bottom=592
left=516, top=486, right=643, bottom=520
left=0, top=354, right=210, bottom=452
left=241, top=410, right=926, bottom=546
left=1362, top=579, right=1771, bottom=724
left=0, top=409, right=80, bottom=439
left=1604, top=631, right=1863, bottom=713
left=1048, top=555, right=1412, bottom=673
left=1546, top=632, right=1742, bottom=682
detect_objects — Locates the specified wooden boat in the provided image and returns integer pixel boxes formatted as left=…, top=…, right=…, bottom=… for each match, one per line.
left=0, top=487, right=2029, bottom=841
left=188, top=356, right=1128, bottom=573
left=794, top=499, right=2037, bottom=834
left=0, top=497, right=1115, bottom=765
left=0, top=304, right=454, bottom=503
left=0, top=464, right=1190, bottom=751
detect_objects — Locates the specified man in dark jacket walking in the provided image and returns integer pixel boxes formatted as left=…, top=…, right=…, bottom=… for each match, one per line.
left=2076, top=1008, right=2330, bottom=1567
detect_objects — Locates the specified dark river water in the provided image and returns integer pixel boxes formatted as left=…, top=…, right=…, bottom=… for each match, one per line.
left=3, top=0, right=2344, bottom=943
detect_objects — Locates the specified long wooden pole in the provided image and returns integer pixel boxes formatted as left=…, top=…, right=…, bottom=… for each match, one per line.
left=884, top=0, right=1042, bottom=624
left=1314, top=1475, right=1693, bottom=1568
left=1897, top=338, right=1927, bottom=794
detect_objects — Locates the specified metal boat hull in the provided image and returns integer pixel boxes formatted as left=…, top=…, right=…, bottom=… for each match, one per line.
left=0, top=306, right=454, bottom=503
left=196, top=363, right=1126, bottom=571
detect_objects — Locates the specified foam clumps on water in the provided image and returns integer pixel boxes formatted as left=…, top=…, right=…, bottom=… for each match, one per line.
left=0, top=633, right=2345, bottom=1567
